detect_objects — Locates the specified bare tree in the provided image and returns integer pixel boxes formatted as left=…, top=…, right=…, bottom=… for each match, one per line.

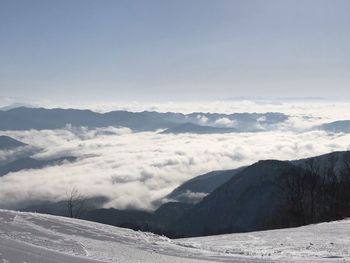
left=321, top=155, right=341, bottom=220
left=275, top=167, right=308, bottom=226
left=338, top=152, right=350, bottom=217
left=275, top=153, right=350, bottom=228
left=303, top=159, right=321, bottom=222
left=66, top=187, right=87, bottom=218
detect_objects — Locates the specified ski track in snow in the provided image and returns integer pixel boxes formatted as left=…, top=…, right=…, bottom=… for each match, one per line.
left=0, top=210, right=349, bottom=263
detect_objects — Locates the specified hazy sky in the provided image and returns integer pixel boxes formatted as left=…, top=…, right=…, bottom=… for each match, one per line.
left=1, top=0, right=350, bottom=102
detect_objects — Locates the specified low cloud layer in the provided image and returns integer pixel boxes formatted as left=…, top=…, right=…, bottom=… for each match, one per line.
left=1, top=127, right=349, bottom=211
left=0, top=101, right=350, bottom=210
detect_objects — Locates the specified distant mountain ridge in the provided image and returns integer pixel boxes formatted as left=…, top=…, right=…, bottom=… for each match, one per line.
left=0, top=102, right=34, bottom=111
left=317, top=120, right=350, bottom=133
left=1, top=106, right=350, bottom=134
left=0, top=107, right=288, bottom=133
left=161, top=123, right=238, bottom=134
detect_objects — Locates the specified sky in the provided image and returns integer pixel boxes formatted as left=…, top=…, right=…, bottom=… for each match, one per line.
left=1, top=0, right=350, bottom=102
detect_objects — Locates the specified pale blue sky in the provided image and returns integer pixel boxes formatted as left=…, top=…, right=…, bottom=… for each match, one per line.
left=1, top=0, right=350, bottom=102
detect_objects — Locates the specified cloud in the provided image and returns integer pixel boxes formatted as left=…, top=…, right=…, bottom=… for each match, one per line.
left=196, top=115, right=209, bottom=125
left=167, top=190, right=208, bottom=204
left=0, top=126, right=350, bottom=211
left=214, top=117, right=237, bottom=128
left=0, top=100, right=350, bottom=211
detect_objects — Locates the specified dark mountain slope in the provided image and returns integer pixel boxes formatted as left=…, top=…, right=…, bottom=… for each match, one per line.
left=170, top=151, right=350, bottom=237
left=0, top=136, right=27, bottom=149
left=151, top=202, right=194, bottom=231
left=83, top=208, right=152, bottom=230
left=78, top=202, right=193, bottom=234
left=170, top=160, right=300, bottom=237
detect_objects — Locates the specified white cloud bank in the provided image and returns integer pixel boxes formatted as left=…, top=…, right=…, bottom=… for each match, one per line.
left=0, top=127, right=349, bottom=211
left=214, top=117, right=237, bottom=128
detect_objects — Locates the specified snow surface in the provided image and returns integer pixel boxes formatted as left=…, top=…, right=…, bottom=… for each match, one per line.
left=0, top=209, right=349, bottom=263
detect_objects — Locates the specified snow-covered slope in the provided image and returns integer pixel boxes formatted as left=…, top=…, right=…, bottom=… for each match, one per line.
left=181, top=221, right=350, bottom=262
left=0, top=210, right=349, bottom=262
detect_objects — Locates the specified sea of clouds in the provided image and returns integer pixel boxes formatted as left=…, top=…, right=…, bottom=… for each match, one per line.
left=0, top=100, right=350, bottom=210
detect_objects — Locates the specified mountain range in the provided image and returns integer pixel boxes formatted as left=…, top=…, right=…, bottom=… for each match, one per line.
left=0, top=107, right=288, bottom=133
left=0, top=106, right=349, bottom=134
left=168, top=151, right=350, bottom=237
